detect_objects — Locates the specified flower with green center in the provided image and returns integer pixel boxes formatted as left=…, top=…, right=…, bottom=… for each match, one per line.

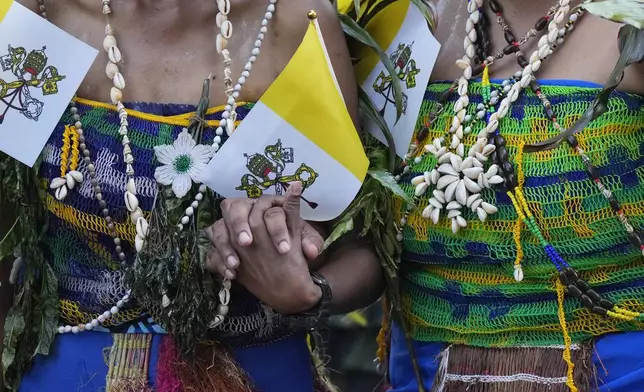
left=154, top=129, right=216, bottom=198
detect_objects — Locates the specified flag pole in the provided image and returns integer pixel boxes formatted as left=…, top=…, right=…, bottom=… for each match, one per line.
left=307, top=10, right=345, bottom=104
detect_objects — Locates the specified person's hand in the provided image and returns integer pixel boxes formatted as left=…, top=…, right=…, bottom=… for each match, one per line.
left=205, top=190, right=324, bottom=280
left=207, top=182, right=322, bottom=314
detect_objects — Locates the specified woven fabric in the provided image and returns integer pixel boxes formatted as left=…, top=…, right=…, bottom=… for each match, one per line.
left=39, top=99, right=254, bottom=333
left=398, top=81, right=644, bottom=347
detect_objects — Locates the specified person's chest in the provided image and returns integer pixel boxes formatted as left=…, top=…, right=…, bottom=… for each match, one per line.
left=16, top=0, right=296, bottom=106
left=429, top=1, right=644, bottom=95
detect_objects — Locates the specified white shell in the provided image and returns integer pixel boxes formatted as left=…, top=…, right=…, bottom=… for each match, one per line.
left=446, top=201, right=461, bottom=210
left=50, top=177, right=67, bottom=189
left=70, top=171, right=85, bottom=183
left=422, top=205, right=434, bottom=219
left=130, top=207, right=144, bottom=225
left=136, top=217, right=149, bottom=238
left=463, top=167, right=483, bottom=180
left=106, top=62, right=119, bottom=79
left=445, top=180, right=459, bottom=202
left=162, top=294, right=171, bottom=308
left=424, top=171, right=432, bottom=185
left=438, top=153, right=452, bottom=164
left=464, top=66, right=472, bottom=80
left=428, top=198, right=443, bottom=209
left=457, top=143, right=465, bottom=158
left=113, top=73, right=126, bottom=89
left=451, top=218, right=460, bottom=234
left=482, top=202, right=498, bottom=215
left=108, top=45, right=122, bottom=63
left=514, top=266, right=524, bottom=282
left=482, top=144, right=496, bottom=156
left=217, top=0, right=231, bottom=14
left=226, top=118, right=235, bottom=135
left=466, top=193, right=481, bottom=208
left=103, top=34, right=117, bottom=51
left=464, top=177, right=482, bottom=193
left=450, top=154, right=463, bottom=170
left=447, top=209, right=461, bottom=219
left=216, top=13, right=227, bottom=27
left=411, top=175, right=425, bottom=186
left=437, top=175, right=459, bottom=190
left=477, top=207, right=488, bottom=222
left=221, top=20, right=233, bottom=38
left=430, top=208, right=440, bottom=225
left=455, top=180, right=468, bottom=205
left=65, top=173, right=76, bottom=190
left=486, top=165, right=499, bottom=178
left=471, top=199, right=483, bottom=212
left=55, top=186, right=68, bottom=201
left=433, top=190, right=446, bottom=204
left=210, top=315, right=225, bottom=328
left=135, top=235, right=145, bottom=252
left=415, top=182, right=429, bottom=197
left=461, top=157, right=474, bottom=171
left=216, top=34, right=228, bottom=54
left=436, top=147, right=447, bottom=158
left=125, top=191, right=139, bottom=212
left=219, top=288, right=231, bottom=305
left=110, top=87, right=122, bottom=104
left=488, top=175, right=505, bottom=185
left=456, top=59, right=470, bottom=70
left=456, top=216, right=467, bottom=228
left=430, top=170, right=440, bottom=184
left=438, top=164, right=458, bottom=176
left=465, top=18, right=474, bottom=33
left=126, top=178, right=137, bottom=195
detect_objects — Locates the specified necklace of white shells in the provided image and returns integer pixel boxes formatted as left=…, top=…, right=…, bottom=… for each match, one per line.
left=395, top=0, right=578, bottom=282
left=37, top=0, right=279, bottom=335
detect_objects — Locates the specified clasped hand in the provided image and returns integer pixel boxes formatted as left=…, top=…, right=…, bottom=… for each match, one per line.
left=206, top=182, right=324, bottom=314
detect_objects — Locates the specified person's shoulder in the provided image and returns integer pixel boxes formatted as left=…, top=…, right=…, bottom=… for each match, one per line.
left=274, top=0, right=338, bottom=28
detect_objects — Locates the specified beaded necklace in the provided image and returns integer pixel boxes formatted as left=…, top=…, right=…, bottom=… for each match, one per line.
left=398, top=0, right=574, bottom=238
left=396, top=0, right=644, bottom=325
left=37, top=0, right=279, bottom=334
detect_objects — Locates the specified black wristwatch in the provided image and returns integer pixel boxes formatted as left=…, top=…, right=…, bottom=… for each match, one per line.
left=273, top=271, right=332, bottom=331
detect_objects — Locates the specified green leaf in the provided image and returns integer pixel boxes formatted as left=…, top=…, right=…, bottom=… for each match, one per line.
left=358, top=87, right=397, bottom=171
left=525, top=25, right=644, bottom=152
left=368, top=169, right=415, bottom=207
left=0, top=219, right=20, bottom=261
left=2, top=304, right=26, bottom=383
left=338, top=12, right=404, bottom=122
left=581, top=0, right=644, bottom=29
left=324, top=217, right=354, bottom=250
left=410, top=0, right=438, bottom=32
left=34, top=263, right=58, bottom=356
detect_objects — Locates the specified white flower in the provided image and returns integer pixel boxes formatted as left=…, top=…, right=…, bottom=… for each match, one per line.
left=153, top=129, right=215, bottom=198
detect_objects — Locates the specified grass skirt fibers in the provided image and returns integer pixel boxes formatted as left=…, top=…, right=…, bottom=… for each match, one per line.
left=431, top=344, right=594, bottom=392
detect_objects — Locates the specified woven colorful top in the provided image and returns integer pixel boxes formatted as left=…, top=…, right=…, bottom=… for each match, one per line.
left=38, top=98, right=270, bottom=339
left=398, top=81, right=644, bottom=347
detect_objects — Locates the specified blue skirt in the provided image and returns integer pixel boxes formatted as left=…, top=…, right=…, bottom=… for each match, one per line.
left=19, top=332, right=314, bottom=392
left=388, top=324, right=644, bottom=392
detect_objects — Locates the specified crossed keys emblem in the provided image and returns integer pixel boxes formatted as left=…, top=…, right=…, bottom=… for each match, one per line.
left=373, top=41, right=420, bottom=117
left=236, top=139, right=319, bottom=209
left=0, top=45, right=66, bottom=124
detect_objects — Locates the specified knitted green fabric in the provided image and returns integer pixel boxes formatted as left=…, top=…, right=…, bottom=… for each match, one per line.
left=398, top=81, right=644, bottom=347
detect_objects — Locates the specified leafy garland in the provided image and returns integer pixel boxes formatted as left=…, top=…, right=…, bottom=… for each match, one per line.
left=0, top=0, right=640, bottom=390
left=0, top=155, right=57, bottom=390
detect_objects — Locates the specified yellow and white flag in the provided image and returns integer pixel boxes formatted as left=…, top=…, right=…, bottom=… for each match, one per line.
left=349, top=0, right=440, bottom=158
left=0, top=0, right=96, bottom=166
left=200, top=15, right=369, bottom=222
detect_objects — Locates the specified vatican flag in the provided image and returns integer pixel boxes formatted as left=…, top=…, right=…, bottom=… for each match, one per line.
left=346, top=0, right=441, bottom=158
left=200, top=14, right=369, bottom=222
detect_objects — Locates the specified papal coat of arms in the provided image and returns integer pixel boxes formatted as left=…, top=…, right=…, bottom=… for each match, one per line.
left=0, top=45, right=66, bottom=124
left=237, top=139, right=319, bottom=209
left=373, top=41, right=420, bottom=117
